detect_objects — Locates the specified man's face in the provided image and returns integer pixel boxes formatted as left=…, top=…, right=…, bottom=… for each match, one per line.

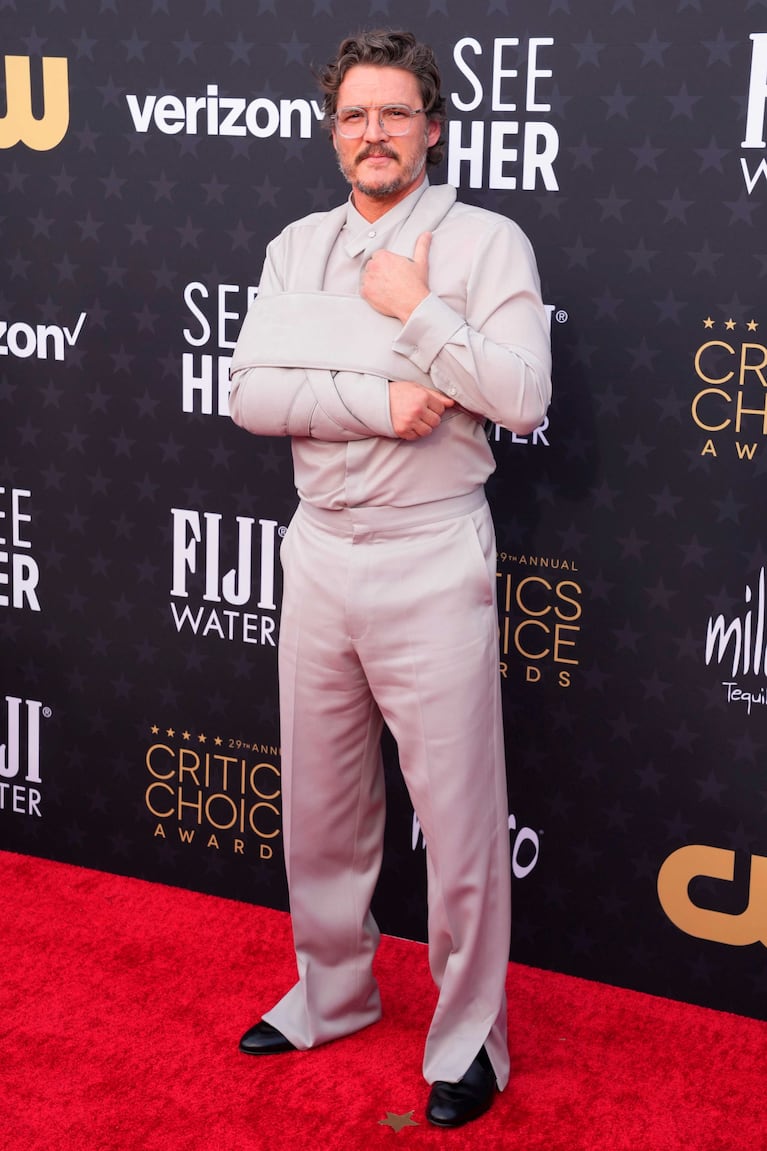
left=331, top=64, right=441, bottom=214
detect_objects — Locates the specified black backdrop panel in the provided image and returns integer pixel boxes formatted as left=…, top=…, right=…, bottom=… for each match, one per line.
left=1, top=1, right=766, bottom=1019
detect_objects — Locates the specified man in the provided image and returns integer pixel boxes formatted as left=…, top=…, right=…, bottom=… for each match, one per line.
left=229, top=29, right=551, bottom=1129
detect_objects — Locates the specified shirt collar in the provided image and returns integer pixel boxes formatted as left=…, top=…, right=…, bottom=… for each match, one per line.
left=342, top=179, right=430, bottom=258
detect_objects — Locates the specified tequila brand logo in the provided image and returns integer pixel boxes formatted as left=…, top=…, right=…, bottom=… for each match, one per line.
left=658, top=845, right=767, bottom=947
left=741, top=32, right=767, bottom=193
left=182, top=281, right=258, bottom=416
left=0, top=695, right=45, bottom=817
left=447, top=36, right=559, bottom=191
left=0, top=56, right=69, bottom=150
left=690, top=316, right=765, bottom=460
left=706, top=567, right=767, bottom=714
left=170, top=508, right=280, bottom=645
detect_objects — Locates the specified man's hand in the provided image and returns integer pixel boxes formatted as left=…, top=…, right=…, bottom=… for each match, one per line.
left=389, top=379, right=454, bottom=440
left=361, top=231, right=432, bottom=323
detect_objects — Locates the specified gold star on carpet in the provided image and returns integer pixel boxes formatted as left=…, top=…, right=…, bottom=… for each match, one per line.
left=725, top=318, right=736, bottom=330
left=379, top=1110, right=419, bottom=1132
left=747, top=319, right=758, bottom=331
left=703, top=316, right=714, bottom=329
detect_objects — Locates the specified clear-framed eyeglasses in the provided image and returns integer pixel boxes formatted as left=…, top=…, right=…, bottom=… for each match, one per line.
left=333, top=104, right=427, bottom=138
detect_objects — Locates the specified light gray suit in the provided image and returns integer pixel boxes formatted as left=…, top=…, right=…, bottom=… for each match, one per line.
left=230, top=181, right=551, bottom=1088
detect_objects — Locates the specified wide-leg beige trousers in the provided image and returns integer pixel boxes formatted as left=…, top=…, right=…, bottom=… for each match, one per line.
left=263, top=489, right=512, bottom=1089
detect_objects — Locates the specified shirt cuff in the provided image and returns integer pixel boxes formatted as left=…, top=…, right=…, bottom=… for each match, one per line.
left=392, top=293, right=465, bottom=375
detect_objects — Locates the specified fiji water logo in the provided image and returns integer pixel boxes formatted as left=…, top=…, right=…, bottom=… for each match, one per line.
left=170, top=508, right=281, bottom=646
left=0, top=696, right=48, bottom=817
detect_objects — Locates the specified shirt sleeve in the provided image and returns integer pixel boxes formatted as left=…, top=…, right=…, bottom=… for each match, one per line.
left=390, top=215, right=552, bottom=434
left=229, top=235, right=395, bottom=441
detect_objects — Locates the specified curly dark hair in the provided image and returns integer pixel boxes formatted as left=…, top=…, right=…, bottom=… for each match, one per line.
left=316, top=29, right=446, bottom=166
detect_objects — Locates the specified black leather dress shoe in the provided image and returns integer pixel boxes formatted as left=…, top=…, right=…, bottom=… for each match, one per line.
left=239, top=1020, right=296, bottom=1055
left=426, top=1046, right=497, bottom=1128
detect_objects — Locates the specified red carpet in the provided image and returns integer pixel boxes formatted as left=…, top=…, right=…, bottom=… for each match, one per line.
left=1, top=850, right=765, bottom=1151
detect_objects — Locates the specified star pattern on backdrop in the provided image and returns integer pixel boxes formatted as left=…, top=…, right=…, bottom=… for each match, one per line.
left=1, top=0, right=765, bottom=1022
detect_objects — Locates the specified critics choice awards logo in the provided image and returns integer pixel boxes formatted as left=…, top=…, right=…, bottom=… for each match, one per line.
left=690, top=315, right=765, bottom=461
left=145, top=725, right=281, bottom=860
left=495, top=552, right=581, bottom=689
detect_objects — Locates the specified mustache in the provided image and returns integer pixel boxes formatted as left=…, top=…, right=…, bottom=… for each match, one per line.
left=355, top=144, right=399, bottom=162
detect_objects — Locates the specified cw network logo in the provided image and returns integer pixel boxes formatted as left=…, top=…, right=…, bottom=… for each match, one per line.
left=658, top=844, right=766, bottom=947
left=0, top=56, right=69, bottom=150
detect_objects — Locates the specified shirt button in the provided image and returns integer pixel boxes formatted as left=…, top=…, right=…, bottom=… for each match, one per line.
left=368, top=230, right=376, bottom=238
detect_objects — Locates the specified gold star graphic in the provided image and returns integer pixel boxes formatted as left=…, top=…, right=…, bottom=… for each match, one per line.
left=703, top=316, right=714, bottom=329
left=214, top=736, right=223, bottom=746
left=725, top=318, right=736, bottom=330
left=747, top=319, right=759, bottom=331
left=379, top=1111, right=419, bottom=1132
left=198, top=732, right=207, bottom=744
left=182, top=730, right=191, bottom=741
left=166, top=727, right=175, bottom=738
left=150, top=724, right=159, bottom=735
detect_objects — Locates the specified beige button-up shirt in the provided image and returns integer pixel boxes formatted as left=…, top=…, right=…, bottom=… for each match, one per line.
left=229, top=181, right=552, bottom=510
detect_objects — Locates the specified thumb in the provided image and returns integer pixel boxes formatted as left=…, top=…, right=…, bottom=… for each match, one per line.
left=413, top=231, right=432, bottom=273
left=428, top=385, right=455, bottom=407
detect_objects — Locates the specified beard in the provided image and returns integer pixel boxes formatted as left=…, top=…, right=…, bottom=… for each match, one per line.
left=336, top=141, right=428, bottom=199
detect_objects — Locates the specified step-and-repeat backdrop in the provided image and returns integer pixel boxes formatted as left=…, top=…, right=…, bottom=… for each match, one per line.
left=2, top=1, right=766, bottom=1020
